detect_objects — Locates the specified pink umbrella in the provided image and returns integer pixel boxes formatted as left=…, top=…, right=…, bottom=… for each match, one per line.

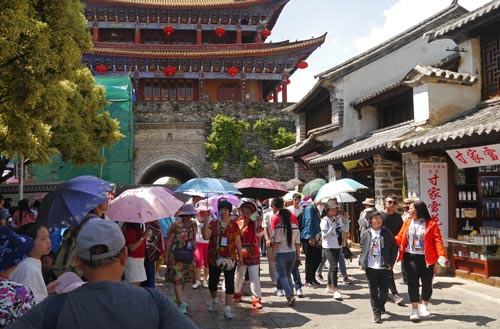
left=107, top=186, right=184, bottom=223
left=234, top=178, right=288, bottom=199
left=207, top=194, right=240, bottom=211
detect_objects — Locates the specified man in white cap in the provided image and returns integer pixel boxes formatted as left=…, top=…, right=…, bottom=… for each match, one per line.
left=9, top=220, right=198, bottom=329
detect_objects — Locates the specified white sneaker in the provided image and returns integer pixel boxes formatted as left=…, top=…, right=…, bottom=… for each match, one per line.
left=202, top=280, right=209, bottom=288
left=333, top=291, right=342, bottom=300
left=276, top=289, right=285, bottom=297
left=410, top=308, right=420, bottom=322
left=296, top=288, right=304, bottom=298
left=208, top=300, right=217, bottom=312
left=419, top=304, right=430, bottom=317
left=325, top=287, right=334, bottom=294
left=192, top=281, right=201, bottom=289
left=224, top=307, right=233, bottom=319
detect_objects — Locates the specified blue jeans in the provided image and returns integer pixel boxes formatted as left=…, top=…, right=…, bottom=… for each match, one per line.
left=275, top=260, right=302, bottom=290
left=275, top=251, right=296, bottom=297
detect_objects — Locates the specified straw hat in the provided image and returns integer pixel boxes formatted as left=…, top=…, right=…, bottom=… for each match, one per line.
left=362, top=198, right=375, bottom=206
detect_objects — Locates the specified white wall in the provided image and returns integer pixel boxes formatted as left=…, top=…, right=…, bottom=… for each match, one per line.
left=328, top=37, right=456, bottom=147
left=427, top=82, right=481, bottom=124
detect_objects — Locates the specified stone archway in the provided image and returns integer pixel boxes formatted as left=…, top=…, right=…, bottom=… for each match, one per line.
left=136, top=155, right=206, bottom=184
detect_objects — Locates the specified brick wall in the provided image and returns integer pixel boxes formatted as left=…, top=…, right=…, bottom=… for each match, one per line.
left=373, top=154, right=403, bottom=208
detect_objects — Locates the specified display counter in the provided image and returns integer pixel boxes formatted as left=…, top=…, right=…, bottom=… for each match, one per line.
left=447, top=238, right=500, bottom=277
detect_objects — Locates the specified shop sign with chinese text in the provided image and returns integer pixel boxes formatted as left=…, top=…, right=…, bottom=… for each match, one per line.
left=419, top=162, right=449, bottom=246
left=446, top=143, right=500, bottom=168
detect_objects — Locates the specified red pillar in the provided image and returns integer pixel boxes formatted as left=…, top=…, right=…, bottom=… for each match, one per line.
left=135, top=25, right=140, bottom=44
left=197, top=24, right=202, bottom=45
left=236, top=25, right=242, bottom=44
left=93, top=23, right=99, bottom=43
left=281, top=79, right=288, bottom=103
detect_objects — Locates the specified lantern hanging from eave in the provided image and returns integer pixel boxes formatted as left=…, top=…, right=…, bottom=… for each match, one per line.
left=95, top=64, right=107, bottom=75
left=277, top=86, right=283, bottom=92
left=286, top=78, right=291, bottom=85
left=227, top=66, right=239, bottom=77
left=268, top=95, right=274, bottom=101
left=215, top=27, right=226, bottom=37
left=164, top=66, right=177, bottom=76
left=163, top=25, right=174, bottom=37
left=297, top=61, right=308, bottom=69
left=260, top=28, right=271, bottom=38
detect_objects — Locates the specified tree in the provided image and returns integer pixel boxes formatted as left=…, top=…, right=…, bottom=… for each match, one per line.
left=0, top=0, right=122, bottom=179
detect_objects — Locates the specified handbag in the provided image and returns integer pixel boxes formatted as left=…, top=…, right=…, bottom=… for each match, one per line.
left=173, top=222, right=194, bottom=263
left=173, top=248, right=194, bottom=263
left=215, top=219, right=235, bottom=271
left=145, top=221, right=164, bottom=263
left=314, top=232, right=322, bottom=248
left=342, top=244, right=353, bottom=262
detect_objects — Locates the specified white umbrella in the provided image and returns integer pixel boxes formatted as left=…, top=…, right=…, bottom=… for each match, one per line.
left=315, top=178, right=368, bottom=202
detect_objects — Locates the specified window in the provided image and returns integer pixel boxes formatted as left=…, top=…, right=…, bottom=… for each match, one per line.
left=305, top=93, right=331, bottom=133
left=143, top=79, right=195, bottom=101
left=481, top=27, right=500, bottom=100
left=376, top=90, right=414, bottom=128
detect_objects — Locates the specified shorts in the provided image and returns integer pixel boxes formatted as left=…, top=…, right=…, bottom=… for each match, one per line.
left=125, top=257, right=147, bottom=283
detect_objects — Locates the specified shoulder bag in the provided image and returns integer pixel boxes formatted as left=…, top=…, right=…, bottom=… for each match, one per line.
left=173, top=222, right=195, bottom=263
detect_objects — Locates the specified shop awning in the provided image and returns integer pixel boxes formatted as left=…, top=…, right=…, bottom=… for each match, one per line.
left=308, top=123, right=415, bottom=166
left=399, top=101, right=500, bottom=152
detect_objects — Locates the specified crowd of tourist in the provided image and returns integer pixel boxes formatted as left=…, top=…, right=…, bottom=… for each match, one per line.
left=0, top=186, right=447, bottom=328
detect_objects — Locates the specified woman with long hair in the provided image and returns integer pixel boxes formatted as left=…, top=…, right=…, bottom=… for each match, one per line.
left=395, top=200, right=447, bottom=322
left=12, top=199, right=36, bottom=229
left=273, top=208, right=301, bottom=306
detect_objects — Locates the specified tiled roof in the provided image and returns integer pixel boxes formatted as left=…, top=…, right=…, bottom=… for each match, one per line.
left=308, top=123, right=415, bottom=166
left=399, top=100, right=500, bottom=150
left=403, top=64, right=479, bottom=87
left=315, top=3, right=467, bottom=81
left=86, top=0, right=275, bottom=9
left=282, top=83, right=328, bottom=113
left=426, top=0, right=500, bottom=42
left=91, top=35, right=326, bottom=58
left=351, top=81, right=404, bottom=108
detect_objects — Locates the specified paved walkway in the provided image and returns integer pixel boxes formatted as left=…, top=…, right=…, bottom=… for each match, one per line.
left=156, top=253, right=500, bottom=328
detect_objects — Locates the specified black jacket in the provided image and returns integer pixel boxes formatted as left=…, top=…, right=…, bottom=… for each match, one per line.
left=358, top=227, right=397, bottom=270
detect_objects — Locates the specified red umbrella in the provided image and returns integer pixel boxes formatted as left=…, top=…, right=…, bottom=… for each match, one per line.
left=234, top=178, right=288, bottom=200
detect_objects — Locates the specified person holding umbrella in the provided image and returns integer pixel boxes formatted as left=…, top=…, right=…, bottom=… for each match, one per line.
left=165, top=204, right=197, bottom=314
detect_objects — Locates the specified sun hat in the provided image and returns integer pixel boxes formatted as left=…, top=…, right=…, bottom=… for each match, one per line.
left=53, top=271, right=85, bottom=294
left=362, top=198, right=376, bottom=206
left=195, top=200, right=213, bottom=213
left=324, top=199, right=339, bottom=209
left=76, top=220, right=125, bottom=262
left=178, top=203, right=197, bottom=216
left=0, top=227, right=34, bottom=272
left=238, top=201, right=257, bottom=213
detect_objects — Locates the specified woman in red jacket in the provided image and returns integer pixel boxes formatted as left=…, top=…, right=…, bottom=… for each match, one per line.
left=394, top=201, right=447, bottom=322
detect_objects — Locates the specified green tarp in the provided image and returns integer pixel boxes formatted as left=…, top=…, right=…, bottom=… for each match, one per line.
left=33, top=76, right=134, bottom=184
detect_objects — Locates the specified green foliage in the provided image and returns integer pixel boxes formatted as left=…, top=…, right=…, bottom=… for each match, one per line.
left=205, top=114, right=249, bottom=174
left=0, top=0, right=121, bottom=167
left=253, top=116, right=295, bottom=149
left=244, top=156, right=263, bottom=178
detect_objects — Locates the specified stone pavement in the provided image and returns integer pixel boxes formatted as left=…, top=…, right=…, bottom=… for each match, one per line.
left=155, top=253, right=500, bottom=329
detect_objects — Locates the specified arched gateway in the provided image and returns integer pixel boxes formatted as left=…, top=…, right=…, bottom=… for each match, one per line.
left=136, top=155, right=206, bottom=184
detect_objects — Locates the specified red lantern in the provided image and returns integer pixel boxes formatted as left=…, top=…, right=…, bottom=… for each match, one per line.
left=286, top=78, right=291, bottom=85
left=163, top=25, right=174, bottom=37
left=164, top=66, right=176, bottom=76
left=260, top=28, right=271, bottom=38
left=297, top=61, right=308, bottom=69
left=95, top=64, right=107, bottom=75
left=215, top=27, right=226, bottom=37
left=268, top=95, right=274, bottom=101
left=227, top=66, right=239, bottom=77
left=277, top=86, right=282, bottom=92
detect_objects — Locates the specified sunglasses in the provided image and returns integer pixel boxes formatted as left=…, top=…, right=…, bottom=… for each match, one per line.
left=385, top=200, right=396, bottom=204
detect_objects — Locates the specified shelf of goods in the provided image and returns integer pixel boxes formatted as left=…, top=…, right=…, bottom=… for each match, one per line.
left=447, top=233, right=500, bottom=277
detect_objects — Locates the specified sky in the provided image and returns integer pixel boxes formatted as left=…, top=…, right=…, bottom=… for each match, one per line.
left=269, top=0, right=492, bottom=102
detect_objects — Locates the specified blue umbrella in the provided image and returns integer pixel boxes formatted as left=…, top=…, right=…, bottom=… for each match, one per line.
left=175, top=177, right=241, bottom=195
left=38, top=175, right=111, bottom=231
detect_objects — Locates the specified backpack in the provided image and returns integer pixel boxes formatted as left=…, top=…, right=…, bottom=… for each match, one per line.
left=52, top=214, right=97, bottom=277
